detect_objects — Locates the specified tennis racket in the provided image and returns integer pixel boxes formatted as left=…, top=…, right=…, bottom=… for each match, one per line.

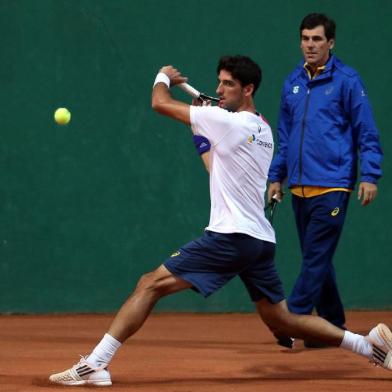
left=178, top=83, right=220, bottom=102
left=265, top=194, right=280, bottom=224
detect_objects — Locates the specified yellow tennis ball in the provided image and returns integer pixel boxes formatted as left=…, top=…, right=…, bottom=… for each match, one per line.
left=54, top=107, right=71, bottom=125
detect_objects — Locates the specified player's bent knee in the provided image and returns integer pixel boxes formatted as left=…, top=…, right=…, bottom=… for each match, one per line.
left=135, top=272, right=156, bottom=292
left=135, top=267, right=183, bottom=299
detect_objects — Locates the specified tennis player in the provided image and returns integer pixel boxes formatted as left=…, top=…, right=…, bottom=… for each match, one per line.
left=49, top=55, right=392, bottom=386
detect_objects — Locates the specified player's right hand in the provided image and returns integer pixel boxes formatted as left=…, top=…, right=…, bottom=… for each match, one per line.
left=192, top=98, right=211, bottom=107
left=159, top=65, right=188, bottom=86
left=268, top=182, right=284, bottom=203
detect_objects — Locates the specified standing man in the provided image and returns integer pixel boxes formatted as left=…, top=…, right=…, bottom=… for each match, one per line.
left=49, top=56, right=390, bottom=386
left=268, top=13, right=383, bottom=346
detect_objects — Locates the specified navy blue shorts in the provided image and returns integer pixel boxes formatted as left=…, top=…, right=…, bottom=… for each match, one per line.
left=164, top=231, right=285, bottom=304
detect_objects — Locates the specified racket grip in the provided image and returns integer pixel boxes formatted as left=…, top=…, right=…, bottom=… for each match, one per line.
left=178, top=83, right=201, bottom=99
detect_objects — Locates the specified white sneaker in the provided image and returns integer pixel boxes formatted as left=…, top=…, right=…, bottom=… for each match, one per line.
left=49, top=356, right=112, bottom=386
left=367, top=323, right=392, bottom=371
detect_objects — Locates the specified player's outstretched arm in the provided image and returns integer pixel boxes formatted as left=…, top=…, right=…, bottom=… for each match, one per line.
left=152, top=66, right=191, bottom=125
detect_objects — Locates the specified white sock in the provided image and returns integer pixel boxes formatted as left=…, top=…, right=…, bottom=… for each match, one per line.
left=340, top=330, right=372, bottom=358
left=87, top=333, right=122, bottom=367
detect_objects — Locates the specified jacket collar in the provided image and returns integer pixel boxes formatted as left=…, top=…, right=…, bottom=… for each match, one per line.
left=290, top=55, right=336, bottom=83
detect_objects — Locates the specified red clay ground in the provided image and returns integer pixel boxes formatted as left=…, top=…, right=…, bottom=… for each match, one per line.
left=1, top=312, right=391, bottom=392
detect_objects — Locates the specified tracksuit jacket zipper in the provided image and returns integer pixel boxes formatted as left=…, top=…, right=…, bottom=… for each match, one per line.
left=298, top=87, right=311, bottom=189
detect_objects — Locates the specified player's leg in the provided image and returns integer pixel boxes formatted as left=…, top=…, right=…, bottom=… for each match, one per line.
left=108, top=264, right=191, bottom=342
left=49, top=230, right=246, bottom=386
left=240, top=240, right=392, bottom=371
left=239, top=239, right=291, bottom=347
left=256, top=298, right=392, bottom=371
left=110, top=231, right=252, bottom=342
left=49, top=264, right=191, bottom=386
left=257, top=298, right=343, bottom=345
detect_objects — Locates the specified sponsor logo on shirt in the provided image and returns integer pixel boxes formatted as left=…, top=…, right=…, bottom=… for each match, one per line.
left=247, top=134, right=273, bottom=149
left=293, top=85, right=300, bottom=94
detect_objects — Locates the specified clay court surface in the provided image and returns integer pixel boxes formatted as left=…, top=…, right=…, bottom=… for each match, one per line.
left=1, top=312, right=391, bottom=392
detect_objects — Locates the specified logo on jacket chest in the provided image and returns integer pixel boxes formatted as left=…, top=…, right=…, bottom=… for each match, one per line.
left=292, top=84, right=337, bottom=98
left=325, top=86, right=334, bottom=95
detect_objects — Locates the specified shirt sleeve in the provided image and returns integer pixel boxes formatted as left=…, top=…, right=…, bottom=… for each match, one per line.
left=190, top=106, right=233, bottom=145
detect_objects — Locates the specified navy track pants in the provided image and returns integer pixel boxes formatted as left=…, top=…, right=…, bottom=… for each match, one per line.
left=287, top=191, right=350, bottom=328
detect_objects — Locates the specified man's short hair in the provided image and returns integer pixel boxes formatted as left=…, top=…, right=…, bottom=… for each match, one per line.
left=300, top=13, right=336, bottom=41
left=217, top=55, right=262, bottom=96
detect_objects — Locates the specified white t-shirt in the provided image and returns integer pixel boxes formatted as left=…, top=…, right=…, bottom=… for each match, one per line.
left=190, top=106, right=276, bottom=243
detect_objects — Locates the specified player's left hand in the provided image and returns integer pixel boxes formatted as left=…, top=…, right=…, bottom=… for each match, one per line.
left=159, top=65, right=188, bottom=86
left=358, top=182, right=378, bottom=206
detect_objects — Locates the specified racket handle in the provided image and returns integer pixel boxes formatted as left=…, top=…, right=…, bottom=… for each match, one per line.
left=177, top=83, right=201, bottom=99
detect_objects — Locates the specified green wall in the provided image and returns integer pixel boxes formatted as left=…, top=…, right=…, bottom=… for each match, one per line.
left=0, top=0, right=391, bottom=312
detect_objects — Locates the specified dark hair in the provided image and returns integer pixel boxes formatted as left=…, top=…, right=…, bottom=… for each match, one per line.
left=300, top=13, right=336, bottom=40
left=217, top=55, right=262, bottom=96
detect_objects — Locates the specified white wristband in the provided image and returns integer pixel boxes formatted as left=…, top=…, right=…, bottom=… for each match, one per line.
left=153, top=72, right=170, bottom=88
